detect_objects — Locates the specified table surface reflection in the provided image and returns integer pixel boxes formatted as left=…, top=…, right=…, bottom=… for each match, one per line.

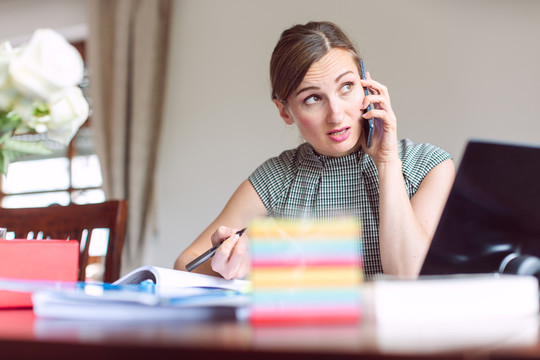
left=1, top=308, right=540, bottom=360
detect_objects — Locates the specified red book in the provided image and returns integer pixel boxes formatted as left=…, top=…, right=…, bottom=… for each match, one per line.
left=0, top=240, right=79, bottom=308
left=250, top=306, right=361, bottom=326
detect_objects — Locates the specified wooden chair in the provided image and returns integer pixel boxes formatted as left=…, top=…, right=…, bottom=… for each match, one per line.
left=0, top=200, right=128, bottom=283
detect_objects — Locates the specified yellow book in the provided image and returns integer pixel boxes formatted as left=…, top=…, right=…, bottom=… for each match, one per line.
left=251, top=266, right=362, bottom=288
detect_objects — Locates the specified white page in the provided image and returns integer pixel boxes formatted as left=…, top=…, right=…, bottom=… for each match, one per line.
left=32, top=291, right=239, bottom=321
left=113, top=265, right=250, bottom=295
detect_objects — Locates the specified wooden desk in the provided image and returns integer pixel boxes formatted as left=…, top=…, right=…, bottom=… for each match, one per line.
left=0, top=309, right=539, bottom=360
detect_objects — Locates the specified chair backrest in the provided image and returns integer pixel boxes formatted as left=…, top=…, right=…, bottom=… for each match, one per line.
left=0, top=200, right=128, bottom=283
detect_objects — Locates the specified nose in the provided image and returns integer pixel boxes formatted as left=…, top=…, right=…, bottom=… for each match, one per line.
left=327, top=97, right=345, bottom=124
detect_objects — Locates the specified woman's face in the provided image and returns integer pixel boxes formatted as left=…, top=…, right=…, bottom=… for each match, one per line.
left=275, top=48, right=364, bottom=157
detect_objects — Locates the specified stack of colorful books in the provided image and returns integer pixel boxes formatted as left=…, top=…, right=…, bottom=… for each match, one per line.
left=248, top=217, right=363, bottom=325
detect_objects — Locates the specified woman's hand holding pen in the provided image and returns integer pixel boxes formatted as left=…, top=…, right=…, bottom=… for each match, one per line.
left=360, top=72, right=399, bottom=165
left=210, top=226, right=250, bottom=280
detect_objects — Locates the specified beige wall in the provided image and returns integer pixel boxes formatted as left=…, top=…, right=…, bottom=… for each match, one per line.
left=153, top=0, right=540, bottom=268
left=0, top=0, right=87, bottom=44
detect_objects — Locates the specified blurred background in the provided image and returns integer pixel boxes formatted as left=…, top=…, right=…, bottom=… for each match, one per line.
left=0, top=0, right=538, bottom=274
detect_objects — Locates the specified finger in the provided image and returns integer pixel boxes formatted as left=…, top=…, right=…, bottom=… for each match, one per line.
left=222, top=235, right=248, bottom=280
left=211, top=226, right=240, bottom=246
left=230, top=260, right=250, bottom=280
left=362, top=108, right=390, bottom=122
left=361, top=94, right=389, bottom=111
left=238, top=252, right=251, bottom=279
left=360, top=78, right=388, bottom=97
left=211, top=232, right=241, bottom=273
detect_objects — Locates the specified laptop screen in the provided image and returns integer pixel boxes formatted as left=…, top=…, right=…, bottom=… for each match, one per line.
left=420, top=140, right=540, bottom=276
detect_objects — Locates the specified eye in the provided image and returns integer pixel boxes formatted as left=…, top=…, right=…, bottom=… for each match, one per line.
left=340, top=82, right=355, bottom=95
left=304, top=94, right=322, bottom=105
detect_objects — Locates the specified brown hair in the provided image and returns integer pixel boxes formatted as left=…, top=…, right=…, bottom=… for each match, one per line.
left=270, top=21, right=361, bottom=103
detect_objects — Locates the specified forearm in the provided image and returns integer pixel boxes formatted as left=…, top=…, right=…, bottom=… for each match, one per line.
left=174, top=179, right=267, bottom=279
left=174, top=227, right=222, bottom=277
left=377, top=160, right=430, bottom=277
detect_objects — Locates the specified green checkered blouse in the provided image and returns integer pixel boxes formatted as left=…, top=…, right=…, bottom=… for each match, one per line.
left=248, top=139, right=452, bottom=279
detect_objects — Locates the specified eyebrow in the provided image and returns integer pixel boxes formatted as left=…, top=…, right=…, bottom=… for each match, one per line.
left=295, top=70, right=354, bottom=97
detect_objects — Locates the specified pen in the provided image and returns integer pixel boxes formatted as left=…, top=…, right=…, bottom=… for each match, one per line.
left=185, top=228, right=247, bottom=272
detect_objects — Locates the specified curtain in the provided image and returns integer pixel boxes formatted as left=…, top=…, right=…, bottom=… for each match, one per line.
left=86, top=0, right=172, bottom=273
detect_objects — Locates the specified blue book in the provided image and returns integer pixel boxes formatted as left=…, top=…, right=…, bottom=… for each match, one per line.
left=0, top=266, right=251, bottom=321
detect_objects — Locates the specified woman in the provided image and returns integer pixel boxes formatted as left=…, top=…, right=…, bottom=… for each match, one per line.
left=174, top=21, right=455, bottom=280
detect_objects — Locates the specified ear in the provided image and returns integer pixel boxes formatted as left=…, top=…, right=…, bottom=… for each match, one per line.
left=273, top=98, right=294, bottom=125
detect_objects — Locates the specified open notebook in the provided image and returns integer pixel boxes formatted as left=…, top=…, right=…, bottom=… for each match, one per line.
left=0, top=266, right=250, bottom=321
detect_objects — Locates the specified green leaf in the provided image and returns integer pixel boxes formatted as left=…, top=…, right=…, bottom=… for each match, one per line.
left=34, top=103, right=49, bottom=117
left=0, top=150, right=7, bottom=175
left=0, top=130, right=12, bottom=145
left=2, top=138, right=52, bottom=155
left=0, top=111, right=21, bottom=133
left=0, top=149, right=19, bottom=174
left=0, top=139, right=52, bottom=174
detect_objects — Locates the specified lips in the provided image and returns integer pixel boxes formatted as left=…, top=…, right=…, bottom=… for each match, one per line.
left=327, top=127, right=351, bottom=142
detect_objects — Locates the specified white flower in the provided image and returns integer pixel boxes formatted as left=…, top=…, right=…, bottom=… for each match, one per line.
left=46, top=86, right=89, bottom=144
left=0, top=42, right=21, bottom=109
left=8, top=29, right=84, bottom=101
left=0, top=42, right=12, bottom=89
left=12, top=97, right=37, bottom=126
left=0, top=29, right=89, bottom=174
left=0, top=87, right=18, bottom=111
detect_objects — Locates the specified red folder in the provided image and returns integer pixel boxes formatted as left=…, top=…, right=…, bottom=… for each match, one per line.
left=0, top=240, right=79, bottom=308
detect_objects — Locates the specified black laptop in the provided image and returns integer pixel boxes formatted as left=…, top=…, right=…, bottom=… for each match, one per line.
left=420, top=140, right=540, bottom=276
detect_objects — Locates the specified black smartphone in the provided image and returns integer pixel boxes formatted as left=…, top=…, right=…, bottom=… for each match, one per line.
left=360, top=59, right=374, bottom=148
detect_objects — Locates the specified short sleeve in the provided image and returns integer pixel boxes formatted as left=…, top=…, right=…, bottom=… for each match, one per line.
left=398, top=139, right=452, bottom=197
left=248, top=148, right=297, bottom=213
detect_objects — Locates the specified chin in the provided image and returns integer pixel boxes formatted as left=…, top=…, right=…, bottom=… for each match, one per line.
left=314, top=137, right=361, bottom=157
left=336, top=140, right=362, bottom=157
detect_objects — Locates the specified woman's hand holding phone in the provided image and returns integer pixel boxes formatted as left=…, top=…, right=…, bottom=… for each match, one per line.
left=359, top=63, right=399, bottom=164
